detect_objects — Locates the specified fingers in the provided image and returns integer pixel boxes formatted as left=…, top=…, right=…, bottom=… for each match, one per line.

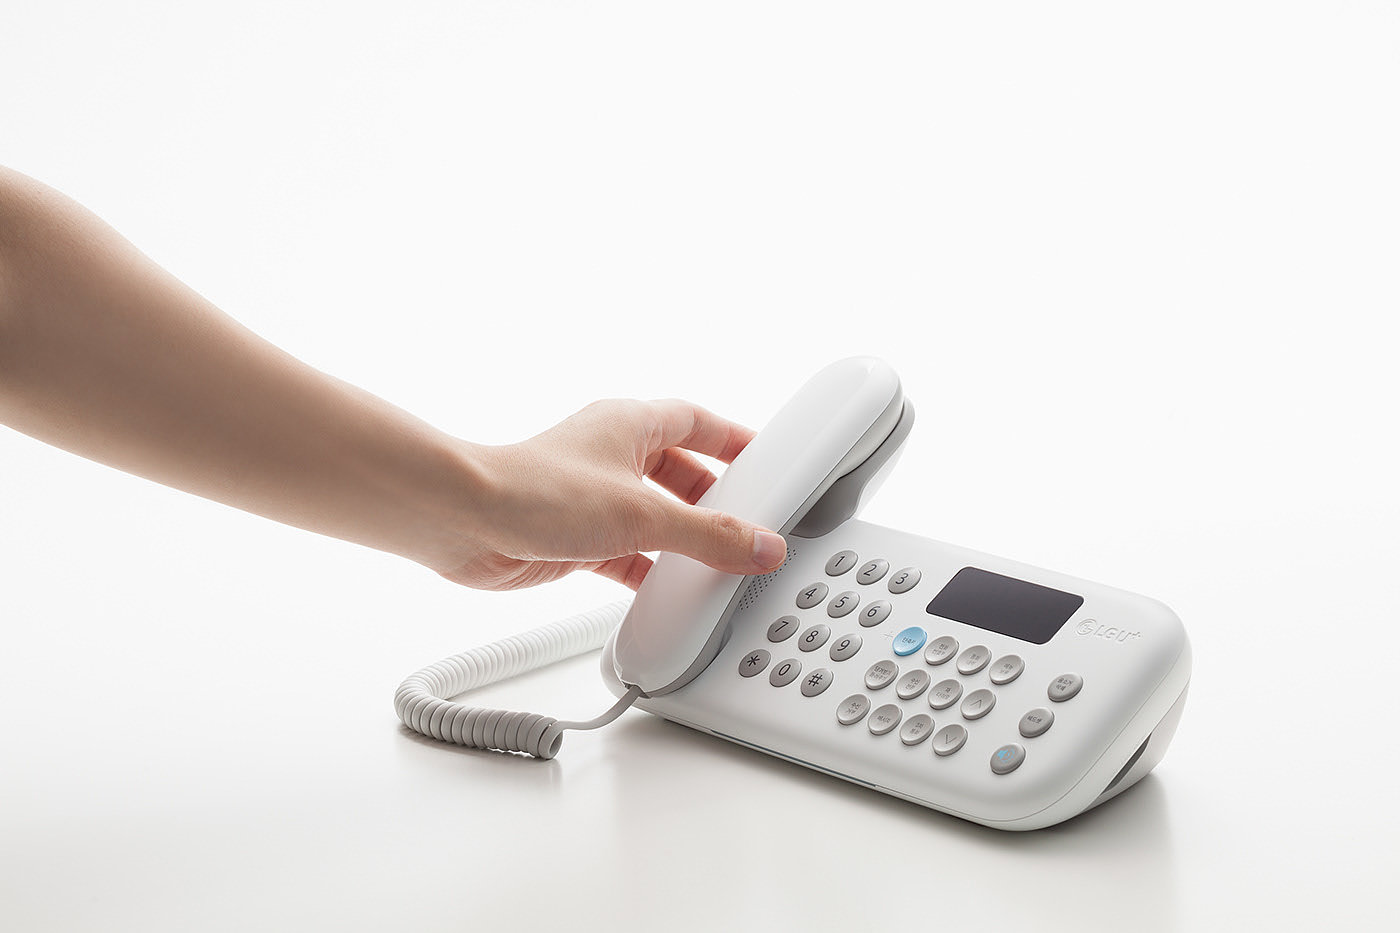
left=591, top=553, right=653, bottom=591
left=644, top=496, right=787, bottom=576
left=643, top=446, right=717, bottom=504
left=644, top=399, right=755, bottom=464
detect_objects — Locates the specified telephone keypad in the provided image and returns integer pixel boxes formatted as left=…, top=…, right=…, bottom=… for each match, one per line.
left=888, top=567, right=922, bottom=594
left=769, top=658, right=802, bottom=687
left=864, top=660, right=899, bottom=690
left=960, top=688, right=996, bottom=721
left=800, top=668, right=834, bottom=697
left=989, top=654, right=1025, bottom=685
left=856, top=559, right=889, bottom=584
left=825, top=550, right=859, bottom=576
left=827, top=591, right=860, bottom=618
left=767, top=616, right=799, bottom=643
left=836, top=693, right=872, bottom=725
left=739, top=650, right=771, bottom=677
left=796, top=583, right=829, bottom=610
left=868, top=704, right=903, bottom=735
left=895, top=669, right=931, bottom=700
left=798, top=624, right=831, bottom=652
left=924, top=636, right=959, bottom=666
left=956, top=645, right=991, bottom=675
left=858, top=600, right=892, bottom=627
left=932, top=724, right=968, bottom=756
left=829, top=634, right=862, bottom=661
left=899, top=714, right=934, bottom=746
left=927, top=678, right=962, bottom=710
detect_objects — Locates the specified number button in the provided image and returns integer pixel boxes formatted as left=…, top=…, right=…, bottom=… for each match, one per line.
left=932, top=724, right=968, bottom=756
left=856, top=559, right=889, bottom=584
left=924, top=635, right=959, bottom=666
left=769, top=658, right=802, bottom=687
left=899, top=714, right=935, bottom=746
left=800, top=668, right=834, bottom=697
left=858, top=600, right=892, bottom=627
left=798, top=623, right=831, bottom=652
left=829, top=634, right=863, bottom=661
left=766, top=616, right=799, bottom=643
left=825, top=550, right=859, bottom=576
left=796, top=583, right=829, bottom=610
left=960, top=688, right=997, bottom=720
left=888, top=567, right=922, bottom=594
left=896, top=668, right=931, bottom=700
left=864, top=660, right=899, bottom=690
left=868, top=704, right=903, bottom=736
left=956, top=645, right=991, bottom=675
left=827, top=591, right=860, bottom=618
left=836, top=693, right=872, bottom=725
left=989, top=654, right=1024, bottom=685
left=1048, top=673, right=1085, bottom=702
left=927, top=678, right=962, bottom=710
left=738, top=649, right=771, bottom=677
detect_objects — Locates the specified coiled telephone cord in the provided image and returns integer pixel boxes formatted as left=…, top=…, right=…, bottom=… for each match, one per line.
left=393, top=599, right=640, bottom=759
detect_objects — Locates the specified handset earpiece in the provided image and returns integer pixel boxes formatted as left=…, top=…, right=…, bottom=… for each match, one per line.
left=611, top=357, right=908, bottom=697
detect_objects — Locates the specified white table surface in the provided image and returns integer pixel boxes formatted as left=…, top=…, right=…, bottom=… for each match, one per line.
left=2, top=3, right=1396, bottom=930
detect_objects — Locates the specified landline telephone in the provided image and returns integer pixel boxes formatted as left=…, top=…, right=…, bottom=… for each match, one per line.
left=395, top=358, right=1191, bottom=831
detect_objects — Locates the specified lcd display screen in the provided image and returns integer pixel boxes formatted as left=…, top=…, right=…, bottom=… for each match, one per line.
left=925, top=567, right=1083, bottom=644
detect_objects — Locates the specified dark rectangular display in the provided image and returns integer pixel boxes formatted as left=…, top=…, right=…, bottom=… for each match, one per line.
left=925, top=567, right=1083, bottom=645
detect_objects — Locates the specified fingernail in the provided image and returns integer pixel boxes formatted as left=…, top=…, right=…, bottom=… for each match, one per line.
left=751, top=530, right=787, bottom=571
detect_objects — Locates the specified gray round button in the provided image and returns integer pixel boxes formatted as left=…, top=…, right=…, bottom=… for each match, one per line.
left=1019, top=707, right=1055, bottom=738
left=800, top=668, right=834, bottom=697
left=836, top=693, right=871, bottom=725
left=827, top=591, right=860, bottom=618
left=856, top=559, right=889, bottom=585
left=956, top=645, right=992, bottom=675
left=796, top=583, right=830, bottom=610
left=989, top=654, right=1025, bottom=685
left=899, top=713, right=935, bottom=746
left=864, top=660, right=899, bottom=690
left=868, top=704, right=903, bottom=736
left=767, top=616, right=800, bottom=643
left=991, top=743, right=1026, bottom=774
left=923, top=635, right=959, bottom=666
left=738, top=649, right=771, bottom=677
left=829, top=634, right=863, bottom=661
left=887, top=567, right=922, bottom=594
left=858, top=600, right=892, bottom=627
left=895, top=668, right=931, bottom=700
left=1048, top=673, right=1084, bottom=702
left=825, top=550, right=859, bottom=576
left=960, top=688, right=997, bottom=720
left=769, top=658, right=802, bottom=687
left=798, top=623, right=831, bottom=652
left=932, top=723, right=968, bottom=756
left=927, top=678, right=963, bottom=710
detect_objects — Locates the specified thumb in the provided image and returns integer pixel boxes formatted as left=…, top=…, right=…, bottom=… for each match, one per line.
left=645, top=497, right=788, bottom=576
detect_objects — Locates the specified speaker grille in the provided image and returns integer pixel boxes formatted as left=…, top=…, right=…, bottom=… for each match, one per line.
left=736, top=545, right=797, bottom=614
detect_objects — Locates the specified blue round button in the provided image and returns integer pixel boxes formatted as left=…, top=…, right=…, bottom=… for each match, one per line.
left=891, top=626, right=927, bottom=657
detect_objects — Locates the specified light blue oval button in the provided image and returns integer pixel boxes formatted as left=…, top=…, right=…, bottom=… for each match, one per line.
left=892, top=626, right=927, bottom=656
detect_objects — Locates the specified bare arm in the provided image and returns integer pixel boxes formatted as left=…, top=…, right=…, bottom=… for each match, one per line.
left=0, top=167, right=786, bottom=590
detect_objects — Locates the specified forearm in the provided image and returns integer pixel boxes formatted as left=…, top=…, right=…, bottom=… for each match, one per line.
left=0, top=166, right=487, bottom=569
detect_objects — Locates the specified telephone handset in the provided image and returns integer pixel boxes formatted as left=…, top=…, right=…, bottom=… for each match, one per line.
left=613, top=357, right=910, bottom=696
left=396, top=357, right=1191, bottom=830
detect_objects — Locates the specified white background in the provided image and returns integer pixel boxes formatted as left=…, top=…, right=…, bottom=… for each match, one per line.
left=2, top=2, right=1396, bottom=930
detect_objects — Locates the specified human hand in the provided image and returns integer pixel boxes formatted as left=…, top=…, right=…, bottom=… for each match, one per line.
left=435, top=399, right=788, bottom=591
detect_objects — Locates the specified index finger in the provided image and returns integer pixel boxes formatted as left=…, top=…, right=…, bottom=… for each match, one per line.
left=644, top=398, right=756, bottom=464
